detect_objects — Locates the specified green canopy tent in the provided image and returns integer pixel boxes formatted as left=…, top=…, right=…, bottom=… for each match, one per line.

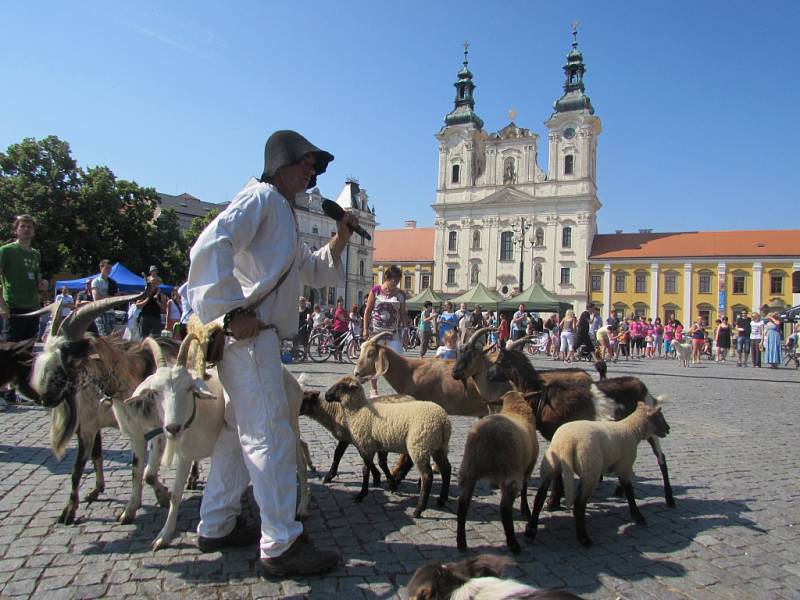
left=406, top=287, right=445, bottom=312
left=498, top=282, right=573, bottom=315
left=447, top=283, right=503, bottom=312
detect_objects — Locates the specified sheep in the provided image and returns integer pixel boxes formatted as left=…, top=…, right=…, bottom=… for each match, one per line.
left=0, top=338, right=39, bottom=403
left=324, top=376, right=451, bottom=518
left=486, top=346, right=676, bottom=508
left=407, top=554, right=586, bottom=600
left=527, top=402, right=670, bottom=546
left=28, top=294, right=175, bottom=524
left=674, top=341, right=692, bottom=367
left=353, top=331, right=485, bottom=483
left=456, top=390, right=538, bottom=554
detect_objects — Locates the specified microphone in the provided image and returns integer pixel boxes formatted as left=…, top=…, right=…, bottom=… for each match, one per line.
left=321, top=199, right=371, bottom=240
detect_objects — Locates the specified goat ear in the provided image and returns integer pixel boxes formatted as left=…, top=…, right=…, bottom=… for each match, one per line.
left=192, top=378, right=217, bottom=400
left=375, top=348, right=389, bottom=378
left=465, top=554, right=513, bottom=577
left=124, top=391, right=151, bottom=405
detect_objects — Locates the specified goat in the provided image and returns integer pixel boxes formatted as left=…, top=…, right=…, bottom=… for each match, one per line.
left=0, top=338, right=39, bottom=402
left=527, top=402, right=670, bottom=546
left=28, top=295, right=175, bottom=524
left=486, top=346, right=675, bottom=508
left=408, top=554, right=586, bottom=600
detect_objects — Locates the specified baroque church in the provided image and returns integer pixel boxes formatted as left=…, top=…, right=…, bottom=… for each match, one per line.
left=432, top=30, right=600, bottom=313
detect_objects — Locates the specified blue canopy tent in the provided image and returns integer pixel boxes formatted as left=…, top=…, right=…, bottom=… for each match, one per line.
left=55, top=263, right=172, bottom=296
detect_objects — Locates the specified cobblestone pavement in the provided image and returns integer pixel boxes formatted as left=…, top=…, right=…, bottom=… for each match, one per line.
left=1, top=350, right=798, bottom=599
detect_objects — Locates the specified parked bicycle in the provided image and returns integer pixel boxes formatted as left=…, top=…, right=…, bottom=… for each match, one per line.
left=307, top=326, right=362, bottom=363
left=406, top=325, right=438, bottom=351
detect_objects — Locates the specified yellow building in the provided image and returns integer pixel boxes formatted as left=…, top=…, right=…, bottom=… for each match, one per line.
left=372, top=222, right=435, bottom=298
left=588, top=230, right=800, bottom=324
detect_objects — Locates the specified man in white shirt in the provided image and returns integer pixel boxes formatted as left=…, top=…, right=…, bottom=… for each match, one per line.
left=511, top=303, right=528, bottom=341
left=187, top=130, right=357, bottom=577
left=91, top=259, right=116, bottom=335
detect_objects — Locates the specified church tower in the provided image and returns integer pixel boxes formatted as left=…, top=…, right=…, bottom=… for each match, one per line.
left=545, top=24, right=601, bottom=185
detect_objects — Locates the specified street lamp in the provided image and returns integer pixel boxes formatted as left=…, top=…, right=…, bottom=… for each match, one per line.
left=513, top=217, right=536, bottom=291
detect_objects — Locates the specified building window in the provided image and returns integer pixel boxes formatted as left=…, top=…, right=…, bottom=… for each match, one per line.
left=534, top=263, right=543, bottom=284
left=633, top=303, right=647, bottom=318
left=663, top=306, right=677, bottom=323
left=564, top=154, right=574, bottom=175
left=470, top=264, right=479, bottom=285
left=560, top=268, right=571, bottom=285
left=357, top=291, right=364, bottom=306
left=472, top=230, right=481, bottom=249
left=534, top=227, right=544, bottom=246
left=404, top=275, right=412, bottom=291
left=451, top=164, right=460, bottom=183
left=698, top=272, right=712, bottom=294
left=500, top=231, right=514, bottom=261
left=327, top=287, right=336, bottom=305
left=698, top=309, right=711, bottom=326
left=770, top=273, right=783, bottom=294
left=448, top=231, right=458, bottom=252
left=664, top=273, right=677, bottom=294
left=562, top=227, right=572, bottom=249
left=358, top=260, right=364, bottom=277
left=591, top=273, right=602, bottom=292
left=733, top=274, right=746, bottom=294
left=635, top=273, right=647, bottom=294
left=793, top=271, right=800, bottom=294
left=613, top=304, right=628, bottom=320
left=446, top=268, right=456, bottom=285
left=421, top=274, right=430, bottom=290
left=312, top=226, right=319, bottom=234
left=614, top=271, right=626, bottom=293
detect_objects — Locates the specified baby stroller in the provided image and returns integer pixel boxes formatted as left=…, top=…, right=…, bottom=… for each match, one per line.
left=784, top=335, right=799, bottom=369
left=574, top=342, right=596, bottom=362
left=701, top=335, right=713, bottom=360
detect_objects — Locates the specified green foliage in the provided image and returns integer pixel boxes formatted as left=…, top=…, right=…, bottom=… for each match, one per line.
left=184, top=208, right=220, bottom=252
left=0, top=136, right=185, bottom=285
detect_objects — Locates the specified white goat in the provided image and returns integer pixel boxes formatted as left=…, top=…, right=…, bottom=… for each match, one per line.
left=124, top=334, right=310, bottom=550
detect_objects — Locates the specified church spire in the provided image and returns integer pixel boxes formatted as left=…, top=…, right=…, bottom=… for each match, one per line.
left=554, top=22, right=594, bottom=114
left=444, top=42, right=484, bottom=129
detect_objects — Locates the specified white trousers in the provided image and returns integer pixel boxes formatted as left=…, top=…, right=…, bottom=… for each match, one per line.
left=197, top=329, right=301, bottom=558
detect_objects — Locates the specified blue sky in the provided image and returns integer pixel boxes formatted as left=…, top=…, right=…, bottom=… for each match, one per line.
left=2, top=1, right=798, bottom=234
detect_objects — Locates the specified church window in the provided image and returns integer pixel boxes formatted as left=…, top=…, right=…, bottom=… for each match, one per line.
left=564, top=154, right=574, bottom=175
left=421, top=274, right=430, bottom=290
left=448, top=231, right=458, bottom=252
left=561, top=227, right=572, bottom=248
left=451, top=164, right=460, bottom=183
left=534, top=227, right=544, bottom=246
left=560, top=268, right=571, bottom=285
left=770, top=272, right=784, bottom=294
left=472, top=230, right=481, bottom=249
left=470, top=264, right=479, bottom=285
left=503, top=157, right=516, bottom=184
left=534, top=263, right=543, bottom=284
left=614, top=271, right=626, bottom=293
left=358, top=260, right=364, bottom=277
left=698, top=271, right=712, bottom=294
left=635, top=272, right=647, bottom=293
left=447, top=268, right=456, bottom=285
left=500, top=232, right=514, bottom=261
left=591, top=273, right=602, bottom=292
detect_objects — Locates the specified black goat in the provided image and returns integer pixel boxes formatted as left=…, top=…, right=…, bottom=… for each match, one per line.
left=0, top=338, right=39, bottom=402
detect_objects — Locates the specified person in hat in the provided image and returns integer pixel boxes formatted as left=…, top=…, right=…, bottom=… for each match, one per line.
left=186, top=130, right=357, bottom=577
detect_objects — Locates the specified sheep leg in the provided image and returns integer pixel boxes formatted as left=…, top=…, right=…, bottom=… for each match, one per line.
left=85, top=431, right=105, bottom=503
left=117, top=437, right=146, bottom=524
left=519, top=476, right=531, bottom=519
left=500, top=481, right=522, bottom=553
left=389, top=453, right=414, bottom=485
left=526, top=476, right=551, bottom=540
left=372, top=452, right=386, bottom=487
left=413, top=460, right=433, bottom=518
left=186, top=461, right=200, bottom=490
left=376, top=452, right=397, bottom=492
left=295, top=436, right=310, bottom=519
left=355, top=451, right=375, bottom=503
left=648, top=436, right=675, bottom=508
left=547, top=474, right=564, bottom=511
left=144, top=436, right=171, bottom=508
left=432, top=450, right=451, bottom=508
left=58, top=428, right=94, bottom=525
left=323, top=440, right=349, bottom=483
left=573, top=496, right=592, bottom=546
left=621, top=479, right=647, bottom=526
left=153, top=455, right=191, bottom=551
left=456, top=479, right=476, bottom=551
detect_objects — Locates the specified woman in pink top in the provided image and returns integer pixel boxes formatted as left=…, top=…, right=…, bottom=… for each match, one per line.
left=663, top=321, right=674, bottom=357
left=331, top=298, right=349, bottom=362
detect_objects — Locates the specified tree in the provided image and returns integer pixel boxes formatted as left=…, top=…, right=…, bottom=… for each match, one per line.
left=184, top=208, right=220, bottom=252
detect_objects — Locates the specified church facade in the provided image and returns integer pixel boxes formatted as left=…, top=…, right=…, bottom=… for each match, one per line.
left=432, top=33, right=600, bottom=313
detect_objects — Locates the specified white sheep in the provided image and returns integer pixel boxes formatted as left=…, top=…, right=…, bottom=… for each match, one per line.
left=527, top=402, right=671, bottom=547
left=456, top=390, right=539, bottom=554
left=323, top=376, right=452, bottom=518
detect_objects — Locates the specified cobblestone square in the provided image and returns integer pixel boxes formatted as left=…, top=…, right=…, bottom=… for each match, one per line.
left=1, top=352, right=798, bottom=599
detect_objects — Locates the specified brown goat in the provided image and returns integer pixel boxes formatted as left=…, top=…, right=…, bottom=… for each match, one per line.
left=0, top=338, right=39, bottom=402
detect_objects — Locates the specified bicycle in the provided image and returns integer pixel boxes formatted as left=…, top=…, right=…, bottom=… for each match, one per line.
left=307, top=326, right=335, bottom=362
left=406, top=326, right=438, bottom=351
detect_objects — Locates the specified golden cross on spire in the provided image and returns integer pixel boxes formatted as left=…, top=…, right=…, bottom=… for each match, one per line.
left=463, top=41, right=470, bottom=62
left=508, top=108, right=517, bottom=121
left=571, top=21, right=579, bottom=44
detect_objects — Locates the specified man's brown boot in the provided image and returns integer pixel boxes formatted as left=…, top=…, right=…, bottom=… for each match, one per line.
left=257, top=534, right=340, bottom=577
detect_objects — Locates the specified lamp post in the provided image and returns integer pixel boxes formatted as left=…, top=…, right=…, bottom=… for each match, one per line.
left=513, top=217, right=536, bottom=292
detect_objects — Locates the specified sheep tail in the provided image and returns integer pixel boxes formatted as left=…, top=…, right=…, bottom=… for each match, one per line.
left=590, top=384, right=616, bottom=421
left=562, top=453, right=576, bottom=510
left=50, top=394, right=77, bottom=461
left=161, top=436, right=176, bottom=468
left=647, top=393, right=669, bottom=407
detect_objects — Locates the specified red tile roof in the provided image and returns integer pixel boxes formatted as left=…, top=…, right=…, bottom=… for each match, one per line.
left=590, top=230, right=800, bottom=260
left=374, top=227, right=435, bottom=262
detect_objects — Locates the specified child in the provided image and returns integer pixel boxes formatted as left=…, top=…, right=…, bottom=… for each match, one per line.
left=435, top=329, right=459, bottom=360
left=645, top=333, right=655, bottom=358
left=498, top=314, right=510, bottom=349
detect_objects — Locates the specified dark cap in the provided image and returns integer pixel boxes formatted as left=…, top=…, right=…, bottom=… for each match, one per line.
left=261, top=130, right=334, bottom=189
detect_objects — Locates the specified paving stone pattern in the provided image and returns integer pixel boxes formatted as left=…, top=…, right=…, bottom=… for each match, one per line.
left=0, top=351, right=798, bottom=599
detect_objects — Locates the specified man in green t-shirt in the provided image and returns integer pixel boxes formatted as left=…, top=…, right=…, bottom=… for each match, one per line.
left=0, top=215, right=41, bottom=343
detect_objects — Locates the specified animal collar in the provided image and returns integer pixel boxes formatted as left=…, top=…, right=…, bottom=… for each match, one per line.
left=144, top=395, right=197, bottom=442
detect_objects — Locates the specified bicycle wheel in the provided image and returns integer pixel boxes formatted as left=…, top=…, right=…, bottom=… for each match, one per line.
left=345, top=337, right=361, bottom=363
left=307, top=332, right=333, bottom=362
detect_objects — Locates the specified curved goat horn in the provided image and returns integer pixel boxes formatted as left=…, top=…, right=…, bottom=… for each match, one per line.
left=506, top=334, right=537, bottom=351
left=466, top=326, right=495, bottom=347
left=59, top=292, right=145, bottom=341
left=142, top=337, right=167, bottom=368
left=21, top=301, right=66, bottom=339
left=177, top=333, right=199, bottom=368
left=366, top=331, right=394, bottom=346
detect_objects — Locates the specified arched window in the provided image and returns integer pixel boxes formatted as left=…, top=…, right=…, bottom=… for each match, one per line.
left=470, top=264, right=479, bottom=285
left=451, top=164, right=460, bottom=184
left=472, top=230, right=481, bottom=249
left=564, top=154, right=574, bottom=175
left=562, top=226, right=572, bottom=249
left=534, top=263, right=543, bottom=284
left=534, top=227, right=544, bottom=246
left=793, top=271, right=800, bottom=294
left=500, top=232, right=514, bottom=261
left=448, top=230, right=458, bottom=252
left=358, top=260, right=364, bottom=277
